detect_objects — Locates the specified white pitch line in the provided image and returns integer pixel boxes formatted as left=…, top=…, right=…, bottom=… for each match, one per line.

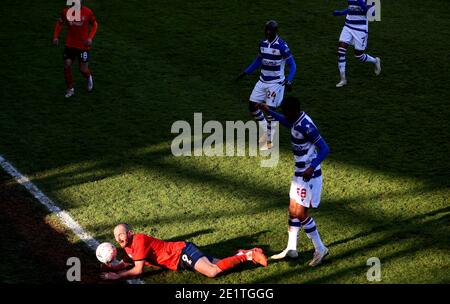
left=0, top=155, right=143, bottom=285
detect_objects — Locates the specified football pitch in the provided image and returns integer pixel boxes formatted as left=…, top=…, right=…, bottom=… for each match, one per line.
left=0, top=0, right=449, bottom=284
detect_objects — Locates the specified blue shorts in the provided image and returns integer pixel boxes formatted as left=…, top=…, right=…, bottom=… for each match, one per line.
left=178, top=242, right=214, bottom=271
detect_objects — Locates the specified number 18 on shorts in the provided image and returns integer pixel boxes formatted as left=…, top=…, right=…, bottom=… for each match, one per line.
left=289, top=176, right=323, bottom=208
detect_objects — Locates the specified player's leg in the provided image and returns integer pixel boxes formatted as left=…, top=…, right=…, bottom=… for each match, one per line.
left=262, top=83, right=285, bottom=150
left=194, top=256, right=223, bottom=278
left=63, top=47, right=75, bottom=98
left=296, top=176, right=328, bottom=266
left=262, top=105, right=276, bottom=151
left=271, top=176, right=328, bottom=266
left=271, top=175, right=307, bottom=260
left=353, top=32, right=381, bottom=75
left=195, top=250, right=267, bottom=278
left=337, top=27, right=352, bottom=87
left=78, top=50, right=94, bottom=92
left=179, top=242, right=221, bottom=278
left=337, top=42, right=349, bottom=87
left=297, top=207, right=328, bottom=267
left=270, top=198, right=301, bottom=260
left=249, top=81, right=269, bottom=145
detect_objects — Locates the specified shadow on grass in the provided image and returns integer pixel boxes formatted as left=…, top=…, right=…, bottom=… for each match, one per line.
left=166, top=228, right=215, bottom=242
left=250, top=206, right=450, bottom=283
left=0, top=172, right=105, bottom=284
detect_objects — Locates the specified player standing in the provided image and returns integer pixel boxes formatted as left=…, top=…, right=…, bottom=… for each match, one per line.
left=100, top=224, right=267, bottom=280
left=258, top=97, right=330, bottom=266
left=53, top=1, right=98, bottom=98
left=236, top=20, right=297, bottom=150
left=333, top=0, right=381, bottom=87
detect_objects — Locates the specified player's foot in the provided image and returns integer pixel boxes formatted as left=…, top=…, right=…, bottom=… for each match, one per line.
left=259, top=141, right=273, bottom=151
left=251, top=248, right=268, bottom=267
left=270, top=248, right=298, bottom=260
left=87, top=75, right=94, bottom=92
left=65, top=88, right=75, bottom=98
left=258, top=132, right=268, bottom=144
left=336, top=79, right=347, bottom=88
left=308, top=247, right=329, bottom=267
left=237, top=248, right=268, bottom=267
left=374, top=57, right=381, bottom=76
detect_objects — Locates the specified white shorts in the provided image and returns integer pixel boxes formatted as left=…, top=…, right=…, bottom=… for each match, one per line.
left=249, top=80, right=285, bottom=108
left=289, top=175, right=323, bottom=208
left=339, top=26, right=368, bottom=51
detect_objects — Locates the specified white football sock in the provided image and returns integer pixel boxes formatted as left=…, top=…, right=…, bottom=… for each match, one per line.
left=287, top=218, right=301, bottom=251
left=302, top=217, right=325, bottom=252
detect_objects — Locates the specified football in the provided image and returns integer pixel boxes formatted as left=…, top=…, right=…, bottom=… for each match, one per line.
left=96, top=242, right=117, bottom=264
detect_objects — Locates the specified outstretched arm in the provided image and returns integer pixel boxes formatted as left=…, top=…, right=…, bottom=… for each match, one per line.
left=332, top=9, right=349, bottom=16
left=101, top=260, right=145, bottom=280
left=100, top=259, right=133, bottom=272
left=245, top=56, right=263, bottom=74
left=264, top=105, right=292, bottom=128
left=236, top=56, right=262, bottom=80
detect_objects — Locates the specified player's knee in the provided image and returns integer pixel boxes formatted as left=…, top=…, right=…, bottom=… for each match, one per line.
left=297, top=210, right=308, bottom=222
left=288, top=205, right=298, bottom=218
left=289, top=204, right=308, bottom=221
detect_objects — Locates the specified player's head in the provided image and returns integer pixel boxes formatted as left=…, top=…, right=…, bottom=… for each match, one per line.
left=280, top=96, right=302, bottom=122
left=114, top=223, right=133, bottom=248
left=265, top=20, right=278, bottom=42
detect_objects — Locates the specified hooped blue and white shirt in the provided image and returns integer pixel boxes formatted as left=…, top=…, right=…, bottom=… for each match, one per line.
left=258, top=35, right=292, bottom=83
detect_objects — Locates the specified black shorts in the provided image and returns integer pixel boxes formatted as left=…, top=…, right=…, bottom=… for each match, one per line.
left=63, top=47, right=90, bottom=63
left=178, top=242, right=215, bottom=271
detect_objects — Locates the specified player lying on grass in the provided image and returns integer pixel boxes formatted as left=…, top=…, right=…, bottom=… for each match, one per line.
left=257, top=97, right=330, bottom=266
left=53, top=0, right=98, bottom=98
left=333, top=0, right=381, bottom=87
left=100, top=224, right=267, bottom=280
left=236, top=20, right=297, bottom=151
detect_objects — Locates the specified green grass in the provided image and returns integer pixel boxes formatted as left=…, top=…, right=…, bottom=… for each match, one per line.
left=0, top=0, right=449, bottom=283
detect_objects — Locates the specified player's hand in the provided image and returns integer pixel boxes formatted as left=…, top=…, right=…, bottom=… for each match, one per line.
left=100, top=272, right=120, bottom=280
left=332, top=10, right=344, bottom=16
left=302, top=167, right=315, bottom=182
left=53, top=38, right=59, bottom=46
left=235, top=72, right=247, bottom=81
left=85, top=39, right=93, bottom=46
left=281, top=80, right=293, bottom=92
left=256, top=103, right=270, bottom=113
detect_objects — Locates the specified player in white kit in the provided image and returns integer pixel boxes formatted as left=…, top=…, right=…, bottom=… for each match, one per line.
left=333, top=0, right=381, bottom=87
left=236, top=20, right=297, bottom=150
left=257, top=97, right=330, bottom=267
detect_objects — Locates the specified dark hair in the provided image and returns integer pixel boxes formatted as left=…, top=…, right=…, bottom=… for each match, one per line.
left=265, top=20, right=279, bottom=32
left=280, top=96, right=301, bottom=113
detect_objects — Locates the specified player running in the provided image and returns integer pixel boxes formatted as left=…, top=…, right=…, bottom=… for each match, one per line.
left=257, top=97, right=329, bottom=266
left=333, top=0, right=381, bottom=87
left=236, top=20, right=297, bottom=151
left=100, top=224, right=267, bottom=280
left=53, top=1, right=98, bottom=98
